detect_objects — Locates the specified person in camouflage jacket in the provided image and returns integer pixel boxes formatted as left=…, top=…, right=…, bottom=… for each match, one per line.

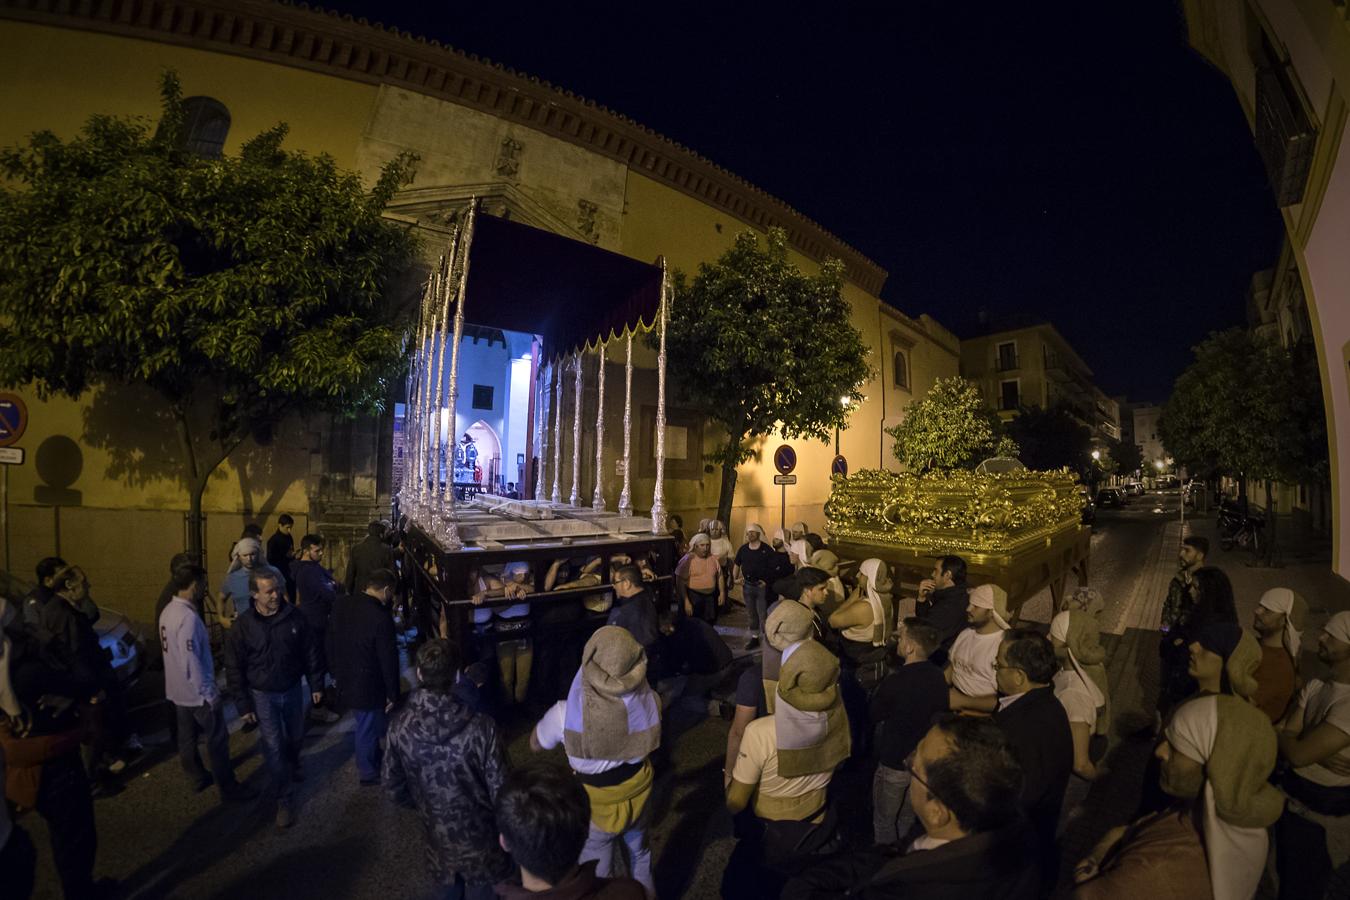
left=384, top=638, right=512, bottom=898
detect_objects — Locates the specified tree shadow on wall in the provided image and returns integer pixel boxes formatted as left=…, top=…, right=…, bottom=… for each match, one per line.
left=81, top=381, right=302, bottom=524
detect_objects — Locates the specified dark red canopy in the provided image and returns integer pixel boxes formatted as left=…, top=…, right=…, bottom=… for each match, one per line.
left=463, top=213, right=663, bottom=359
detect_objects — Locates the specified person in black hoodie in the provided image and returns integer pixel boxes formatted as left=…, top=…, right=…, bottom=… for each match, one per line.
left=292, top=534, right=342, bottom=724
left=330, top=568, right=401, bottom=786
left=914, top=556, right=969, bottom=665
left=783, top=716, right=1039, bottom=900
left=345, top=521, right=396, bottom=595
left=225, top=569, right=322, bottom=830
left=992, top=629, right=1073, bottom=888
left=384, top=638, right=512, bottom=898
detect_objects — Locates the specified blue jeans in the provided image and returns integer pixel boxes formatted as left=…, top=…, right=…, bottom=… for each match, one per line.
left=582, top=820, right=654, bottom=899
left=353, top=707, right=388, bottom=782
left=743, top=581, right=768, bottom=636
left=251, top=683, right=304, bottom=801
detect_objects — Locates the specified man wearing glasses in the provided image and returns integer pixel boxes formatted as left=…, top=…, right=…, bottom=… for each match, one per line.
left=783, top=716, right=1039, bottom=897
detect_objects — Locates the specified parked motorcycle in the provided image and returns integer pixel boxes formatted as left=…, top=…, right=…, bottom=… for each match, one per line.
left=1218, top=499, right=1264, bottom=553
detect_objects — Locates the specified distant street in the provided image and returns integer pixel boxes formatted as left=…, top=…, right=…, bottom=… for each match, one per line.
left=22, top=489, right=1221, bottom=899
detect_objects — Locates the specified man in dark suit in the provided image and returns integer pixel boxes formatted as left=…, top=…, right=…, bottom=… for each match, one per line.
left=783, top=716, right=1040, bottom=899
left=330, top=568, right=401, bottom=786
left=992, top=629, right=1074, bottom=887
left=345, top=521, right=396, bottom=596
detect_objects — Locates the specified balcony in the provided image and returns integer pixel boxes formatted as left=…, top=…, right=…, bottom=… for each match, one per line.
left=1255, top=65, right=1316, bottom=207
left=996, top=352, right=1020, bottom=372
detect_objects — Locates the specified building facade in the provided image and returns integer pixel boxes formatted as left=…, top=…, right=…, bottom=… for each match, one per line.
left=1183, top=0, right=1350, bottom=577
left=0, top=1, right=959, bottom=621
left=960, top=321, right=1121, bottom=446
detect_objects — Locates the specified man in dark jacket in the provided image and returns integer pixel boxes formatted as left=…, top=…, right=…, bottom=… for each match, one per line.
left=345, top=521, right=396, bottom=595
left=992, top=629, right=1073, bottom=887
left=292, top=534, right=342, bottom=724
left=330, top=568, right=400, bottom=786
left=225, top=569, right=323, bottom=829
left=267, top=513, right=296, bottom=596
left=21, top=556, right=66, bottom=627
left=384, top=638, right=513, bottom=898
left=914, top=556, right=969, bottom=664
left=783, top=716, right=1039, bottom=900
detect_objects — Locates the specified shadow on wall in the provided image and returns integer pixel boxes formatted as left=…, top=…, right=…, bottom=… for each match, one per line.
left=33, top=434, right=83, bottom=506
left=80, top=381, right=303, bottom=523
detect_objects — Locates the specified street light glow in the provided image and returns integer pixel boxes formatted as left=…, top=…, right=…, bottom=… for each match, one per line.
left=840, top=395, right=852, bottom=407
left=1091, top=450, right=1101, bottom=460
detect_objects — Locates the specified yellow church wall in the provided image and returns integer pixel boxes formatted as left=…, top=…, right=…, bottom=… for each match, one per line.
left=0, top=20, right=376, bottom=171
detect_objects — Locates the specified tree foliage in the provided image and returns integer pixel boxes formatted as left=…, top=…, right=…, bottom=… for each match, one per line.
left=1110, top=437, right=1143, bottom=478
left=663, top=228, right=872, bottom=522
left=887, top=377, right=1018, bottom=474
left=0, top=72, right=420, bottom=556
left=1158, top=328, right=1328, bottom=487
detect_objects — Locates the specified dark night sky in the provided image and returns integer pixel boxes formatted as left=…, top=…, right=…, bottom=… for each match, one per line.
left=327, top=0, right=1284, bottom=403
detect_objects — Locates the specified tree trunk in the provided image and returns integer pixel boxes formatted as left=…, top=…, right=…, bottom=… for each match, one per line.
left=187, top=476, right=208, bottom=567
left=1264, top=479, right=1278, bottom=566
left=717, top=458, right=738, bottom=530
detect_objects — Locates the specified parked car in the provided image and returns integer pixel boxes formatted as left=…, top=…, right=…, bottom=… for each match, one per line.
left=1095, top=488, right=1125, bottom=509
left=1123, top=481, right=1144, bottom=496
left=1156, top=475, right=1179, bottom=489
left=0, top=570, right=145, bottom=687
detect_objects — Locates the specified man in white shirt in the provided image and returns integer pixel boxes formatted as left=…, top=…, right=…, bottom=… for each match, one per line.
left=159, top=564, right=253, bottom=803
left=530, top=626, right=659, bottom=899
left=946, top=584, right=1009, bottom=713
left=1275, top=610, right=1350, bottom=898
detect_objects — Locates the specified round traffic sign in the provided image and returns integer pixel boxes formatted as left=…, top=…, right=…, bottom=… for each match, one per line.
left=773, top=444, right=797, bottom=475
left=0, top=392, right=27, bottom=448
left=831, top=454, right=848, bottom=478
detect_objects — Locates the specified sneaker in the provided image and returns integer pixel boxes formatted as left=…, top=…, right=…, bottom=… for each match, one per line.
left=124, top=733, right=145, bottom=753
left=275, top=802, right=294, bottom=830
left=192, top=776, right=214, bottom=794
left=106, top=757, right=128, bottom=775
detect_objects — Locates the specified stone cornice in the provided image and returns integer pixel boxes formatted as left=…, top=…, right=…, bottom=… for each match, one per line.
left=2, top=0, right=888, bottom=295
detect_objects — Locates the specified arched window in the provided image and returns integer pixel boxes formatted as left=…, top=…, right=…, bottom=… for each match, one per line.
left=181, top=97, right=230, bottom=158
left=893, top=349, right=909, bottom=390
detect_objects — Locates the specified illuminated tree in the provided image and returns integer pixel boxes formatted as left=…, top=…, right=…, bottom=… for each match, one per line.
left=663, top=228, right=871, bottom=525
left=887, top=377, right=1018, bottom=474
left=0, top=73, right=419, bottom=561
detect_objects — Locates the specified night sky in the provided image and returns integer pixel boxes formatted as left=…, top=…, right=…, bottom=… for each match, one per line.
left=330, top=0, right=1284, bottom=403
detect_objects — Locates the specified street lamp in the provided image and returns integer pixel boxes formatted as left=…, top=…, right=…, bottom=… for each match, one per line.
left=1091, top=449, right=1101, bottom=461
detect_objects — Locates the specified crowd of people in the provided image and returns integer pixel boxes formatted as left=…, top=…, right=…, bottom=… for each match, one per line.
left=3, top=515, right=1350, bottom=899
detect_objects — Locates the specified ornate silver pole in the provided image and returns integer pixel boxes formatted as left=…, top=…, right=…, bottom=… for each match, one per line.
left=550, top=358, right=563, bottom=504
left=402, top=275, right=433, bottom=512
left=569, top=353, right=583, bottom=507
left=438, top=200, right=476, bottom=550
left=416, top=266, right=444, bottom=518
left=651, top=259, right=670, bottom=534
left=618, top=330, right=634, bottom=517
left=428, top=260, right=452, bottom=518
left=592, top=344, right=607, bottom=510
left=533, top=353, right=547, bottom=501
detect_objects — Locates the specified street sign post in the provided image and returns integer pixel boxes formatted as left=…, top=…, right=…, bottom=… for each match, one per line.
left=773, top=444, right=797, bottom=529
left=831, top=454, right=848, bottom=478
left=0, top=392, right=27, bottom=448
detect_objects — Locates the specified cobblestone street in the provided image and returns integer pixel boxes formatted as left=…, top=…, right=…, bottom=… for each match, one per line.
left=20, top=492, right=1350, bottom=898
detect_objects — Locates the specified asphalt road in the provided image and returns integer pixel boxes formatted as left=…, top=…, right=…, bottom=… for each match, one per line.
left=20, top=493, right=1185, bottom=899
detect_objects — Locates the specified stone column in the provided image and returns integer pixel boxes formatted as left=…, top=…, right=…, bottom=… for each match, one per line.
left=533, top=356, right=547, bottom=501
left=569, top=353, right=584, bottom=507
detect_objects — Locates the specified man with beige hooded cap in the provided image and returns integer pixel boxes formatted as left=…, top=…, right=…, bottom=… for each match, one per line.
left=531, top=626, right=660, bottom=899
left=724, top=638, right=848, bottom=895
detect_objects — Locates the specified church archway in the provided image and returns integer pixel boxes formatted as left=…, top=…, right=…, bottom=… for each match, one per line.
left=461, top=419, right=503, bottom=491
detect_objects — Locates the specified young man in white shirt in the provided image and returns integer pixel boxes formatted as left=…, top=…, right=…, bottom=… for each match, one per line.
left=945, top=584, right=1008, bottom=713
left=159, top=565, right=252, bottom=802
left=1275, top=610, right=1350, bottom=899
